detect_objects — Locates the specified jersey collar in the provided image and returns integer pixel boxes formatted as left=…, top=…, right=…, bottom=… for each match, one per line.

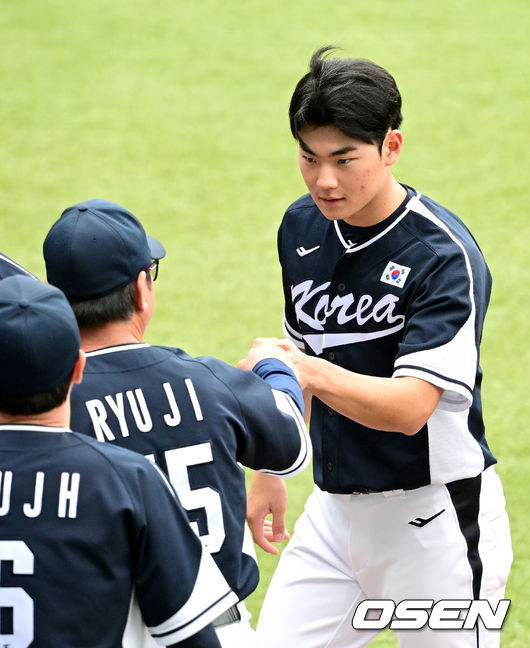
left=333, top=187, right=421, bottom=253
left=0, top=424, right=71, bottom=433
left=84, top=342, right=150, bottom=357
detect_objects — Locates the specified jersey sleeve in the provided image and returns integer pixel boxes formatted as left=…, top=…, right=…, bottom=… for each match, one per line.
left=198, top=356, right=311, bottom=478
left=170, top=625, right=221, bottom=648
left=393, top=231, right=484, bottom=412
left=126, top=460, right=238, bottom=645
left=278, top=221, right=305, bottom=349
left=251, top=358, right=304, bottom=415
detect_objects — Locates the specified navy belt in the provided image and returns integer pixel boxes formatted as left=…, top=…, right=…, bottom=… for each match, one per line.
left=351, top=486, right=418, bottom=495
left=212, top=603, right=241, bottom=627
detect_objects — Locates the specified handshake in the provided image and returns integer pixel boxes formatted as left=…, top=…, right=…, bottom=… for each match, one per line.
left=238, top=337, right=307, bottom=389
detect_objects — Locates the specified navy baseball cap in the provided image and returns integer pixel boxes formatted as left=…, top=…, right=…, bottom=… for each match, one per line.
left=43, top=199, right=166, bottom=300
left=0, top=276, right=80, bottom=394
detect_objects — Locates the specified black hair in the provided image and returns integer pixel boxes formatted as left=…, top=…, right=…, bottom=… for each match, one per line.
left=0, top=370, right=74, bottom=416
left=69, top=282, right=136, bottom=329
left=69, top=271, right=152, bottom=329
left=289, top=46, right=403, bottom=151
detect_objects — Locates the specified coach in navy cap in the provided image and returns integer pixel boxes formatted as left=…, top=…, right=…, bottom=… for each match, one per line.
left=42, top=198, right=311, bottom=646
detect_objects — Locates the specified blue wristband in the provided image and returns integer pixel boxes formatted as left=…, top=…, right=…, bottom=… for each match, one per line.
left=252, top=358, right=304, bottom=416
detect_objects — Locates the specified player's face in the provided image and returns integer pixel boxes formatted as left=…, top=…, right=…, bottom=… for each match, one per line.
left=297, top=124, right=403, bottom=226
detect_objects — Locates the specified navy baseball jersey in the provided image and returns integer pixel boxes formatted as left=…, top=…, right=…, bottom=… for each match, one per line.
left=0, top=253, right=37, bottom=280
left=70, top=345, right=310, bottom=602
left=0, top=424, right=236, bottom=646
left=280, top=186, right=496, bottom=493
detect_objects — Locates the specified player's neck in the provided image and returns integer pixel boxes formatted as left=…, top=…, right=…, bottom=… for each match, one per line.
left=344, top=176, right=407, bottom=227
left=79, top=318, right=145, bottom=353
left=0, top=400, right=70, bottom=428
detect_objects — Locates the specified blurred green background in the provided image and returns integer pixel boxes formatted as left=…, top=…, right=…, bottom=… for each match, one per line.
left=1, top=1, right=528, bottom=645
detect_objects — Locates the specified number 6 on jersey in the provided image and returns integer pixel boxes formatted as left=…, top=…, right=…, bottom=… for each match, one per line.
left=0, top=540, right=34, bottom=648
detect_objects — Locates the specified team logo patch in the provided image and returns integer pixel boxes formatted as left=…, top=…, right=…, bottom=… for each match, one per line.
left=380, top=262, right=411, bottom=288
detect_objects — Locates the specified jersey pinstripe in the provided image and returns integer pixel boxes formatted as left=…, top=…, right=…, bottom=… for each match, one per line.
left=279, top=185, right=495, bottom=492
left=70, top=344, right=310, bottom=602
left=0, top=424, right=235, bottom=646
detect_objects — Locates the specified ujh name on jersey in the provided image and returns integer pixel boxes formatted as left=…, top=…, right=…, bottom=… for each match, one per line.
left=0, top=470, right=80, bottom=519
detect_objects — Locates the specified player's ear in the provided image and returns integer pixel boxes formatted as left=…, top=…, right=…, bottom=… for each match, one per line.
left=384, top=129, right=403, bottom=166
left=72, top=350, right=86, bottom=385
left=134, top=272, right=150, bottom=312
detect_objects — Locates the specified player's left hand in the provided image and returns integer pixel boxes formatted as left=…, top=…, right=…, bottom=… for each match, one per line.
left=247, top=471, right=289, bottom=555
left=263, top=518, right=290, bottom=543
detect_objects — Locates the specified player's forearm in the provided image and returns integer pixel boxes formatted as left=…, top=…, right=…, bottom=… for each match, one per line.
left=300, top=355, right=441, bottom=435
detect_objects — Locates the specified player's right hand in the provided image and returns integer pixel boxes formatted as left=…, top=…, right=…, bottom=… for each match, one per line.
left=237, top=337, right=299, bottom=378
left=246, top=471, right=289, bottom=555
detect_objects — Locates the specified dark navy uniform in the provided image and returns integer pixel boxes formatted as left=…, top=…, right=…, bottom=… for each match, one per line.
left=280, top=186, right=495, bottom=491
left=257, top=186, right=512, bottom=648
left=0, top=424, right=236, bottom=647
left=70, top=344, right=310, bottom=606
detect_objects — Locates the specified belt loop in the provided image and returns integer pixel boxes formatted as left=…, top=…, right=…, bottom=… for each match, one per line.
left=382, top=489, right=405, bottom=497
left=212, top=603, right=241, bottom=628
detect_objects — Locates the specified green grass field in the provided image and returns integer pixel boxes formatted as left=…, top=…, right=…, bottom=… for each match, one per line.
left=1, top=1, right=528, bottom=645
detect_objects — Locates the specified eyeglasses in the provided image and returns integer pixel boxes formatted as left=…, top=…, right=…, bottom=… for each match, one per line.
left=147, top=259, right=160, bottom=281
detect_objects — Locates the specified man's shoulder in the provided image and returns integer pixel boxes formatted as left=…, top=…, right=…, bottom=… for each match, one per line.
left=69, top=430, right=154, bottom=469
left=81, top=343, right=242, bottom=394
left=156, top=346, right=240, bottom=381
left=280, top=193, right=328, bottom=245
left=69, top=430, right=168, bottom=491
left=407, top=190, right=487, bottom=261
left=83, top=343, right=193, bottom=371
left=283, top=193, right=321, bottom=221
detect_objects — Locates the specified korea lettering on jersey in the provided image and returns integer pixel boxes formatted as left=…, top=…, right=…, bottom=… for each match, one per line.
left=279, top=187, right=495, bottom=492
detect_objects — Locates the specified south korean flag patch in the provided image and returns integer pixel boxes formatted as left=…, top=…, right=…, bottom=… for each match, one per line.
left=380, top=261, right=411, bottom=288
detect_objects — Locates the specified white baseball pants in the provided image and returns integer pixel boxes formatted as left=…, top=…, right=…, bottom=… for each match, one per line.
left=257, top=467, right=512, bottom=648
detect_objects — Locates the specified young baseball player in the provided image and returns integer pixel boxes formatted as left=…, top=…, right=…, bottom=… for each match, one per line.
left=43, top=199, right=311, bottom=648
left=0, top=275, right=235, bottom=647
left=247, top=47, right=512, bottom=648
